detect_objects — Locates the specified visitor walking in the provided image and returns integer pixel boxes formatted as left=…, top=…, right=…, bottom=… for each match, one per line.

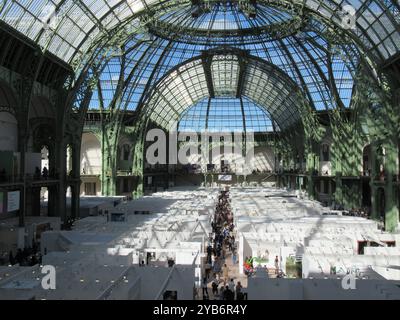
left=228, top=278, right=235, bottom=291
left=232, top=250, right=237, bottom=265
left=275, top=255, right=279, bottom=274
left=236, top=281, right=243, bottom=300
left=202, top=277, right=209, bottom=299
left=222, top=263, right=229, bottom=281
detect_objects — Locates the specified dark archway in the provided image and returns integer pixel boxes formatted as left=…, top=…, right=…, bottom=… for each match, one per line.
left=362, top=144, right=372, bottom=177
left=376, top=187, right=385, bottom=223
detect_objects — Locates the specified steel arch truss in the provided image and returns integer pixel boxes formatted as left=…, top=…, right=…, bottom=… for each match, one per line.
left=141, top=49, right=306, bottom=131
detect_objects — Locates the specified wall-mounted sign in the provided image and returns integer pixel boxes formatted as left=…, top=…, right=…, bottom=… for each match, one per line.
left=7, top=191, right=20, bottom=212
left=218, top=175, right=232, bottom=181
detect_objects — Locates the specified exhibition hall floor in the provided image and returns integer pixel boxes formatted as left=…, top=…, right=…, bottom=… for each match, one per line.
left=0, top=187, right=399, bottom=300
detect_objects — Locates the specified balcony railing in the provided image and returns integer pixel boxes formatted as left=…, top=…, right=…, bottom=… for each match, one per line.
left=117, top=170, right=133, bottom=176
left=0, top=173, right=61, bottom=185
left=83, top=120, right=102, bottom=130
left=81, top=166, right=101, bottom=175
left=0, top=174, right=24, bottom=184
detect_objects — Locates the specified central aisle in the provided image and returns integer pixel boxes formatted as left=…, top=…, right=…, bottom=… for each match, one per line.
left=197, top=188, right=248, bottom=300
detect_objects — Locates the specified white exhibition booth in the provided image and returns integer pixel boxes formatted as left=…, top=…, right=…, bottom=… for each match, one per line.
left=232, top=187, right=400, bottom=282
left=1, top=186, right=400, bottom=300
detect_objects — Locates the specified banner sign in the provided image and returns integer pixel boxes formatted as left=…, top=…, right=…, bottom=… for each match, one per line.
left=218, top=175, right=232, bottom=181
left=7, top=191, right=20, bottom=212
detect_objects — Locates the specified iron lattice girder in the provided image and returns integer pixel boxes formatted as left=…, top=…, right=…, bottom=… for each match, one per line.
left=92, top=23, right=354, bottom=132
left=7, top=0, right=388, bottom=142
left=146, top=13, right=305, bottom=44
left=236, top=57, right=248, bottom=98
left=201, top=52, right=216, bottom=98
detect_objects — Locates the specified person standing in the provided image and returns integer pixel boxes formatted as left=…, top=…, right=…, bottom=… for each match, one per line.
left=219, top=284, right=226, bottom=300
left=211, top=276, right=219, bottom=296
left=275, top=255, right=279, bottom=274
left=232, top=250, right=237, bottom=265
left=207, top=244, right=212, bottom=263
left=8, top=250, right=15, bottom=265
left=202, top=277, right=209, bottom=299
left=236, top=281, right=243, bottom=300
left=42, top=166, right=48, bottom=179
left=222, top=263, right=229, bottom=282
left=228, top=278, right=235, bottom=292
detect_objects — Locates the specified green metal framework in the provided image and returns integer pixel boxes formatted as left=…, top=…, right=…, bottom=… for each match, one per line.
left=1, top=0, right=399, bottom=67
left=0, top=0, right=398, bottom=229
left=141, top=49, right=304, bottom=130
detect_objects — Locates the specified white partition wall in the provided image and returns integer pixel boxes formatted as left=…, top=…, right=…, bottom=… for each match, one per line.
left=80, top=133, right=102, bottom=175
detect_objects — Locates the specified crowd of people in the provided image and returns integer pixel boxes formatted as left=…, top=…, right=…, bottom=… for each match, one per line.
left=344, top=208, right=370, bottom=218
left=34, top=166, right=54, bottom=180
left=7, top=241, right=42, bottom=267
left=206, top=276, right=244, bottom=300
left=201, top=189, right=245, bottom=300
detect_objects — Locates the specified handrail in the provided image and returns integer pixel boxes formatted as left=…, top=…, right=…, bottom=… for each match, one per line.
left=96, top=266, right=131, bottom=300
left=154, top=264, right=176, bottom=300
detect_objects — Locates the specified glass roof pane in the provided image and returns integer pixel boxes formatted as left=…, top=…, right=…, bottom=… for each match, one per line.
left=0, top=0, right=399, bottom=64
left=178, top=96, right=274, bottom=133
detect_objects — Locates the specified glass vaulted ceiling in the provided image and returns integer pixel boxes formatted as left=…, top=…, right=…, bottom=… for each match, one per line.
left=0, top=1, right=399, bottom=64
left=178, top=96, right=276, bottom=132
left=88, top=28, right=354, bottom=129
left=1, top=1, right=397, bottom=131
left=143, top=52, right=303, bottom=130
